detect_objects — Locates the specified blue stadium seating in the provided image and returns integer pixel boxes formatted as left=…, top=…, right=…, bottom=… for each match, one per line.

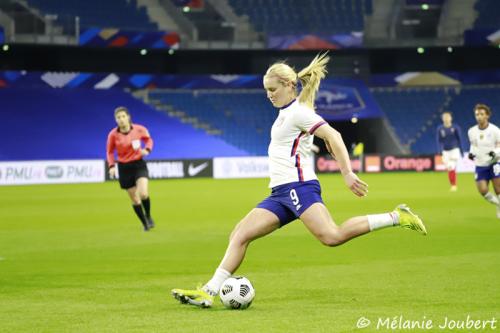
left=149, top=90, right=276, bottom=155
left=10, top=84, right=497, bottom=161
left=228, top=0, right=372, bottom=34
left=473, top=0, right=500, bottom=29
left=152, top=86, right=500, bottom=156
left=372, top=86, right=500, bottom=154
left=26, top=0, right=157, bottom=31
left=0, top=87, right=247, bottom=161
left=372, top=87, right=447, bottom=153
left=446, top=86, right=500, bottom=136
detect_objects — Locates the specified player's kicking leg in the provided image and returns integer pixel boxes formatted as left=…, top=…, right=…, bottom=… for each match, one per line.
left=300, top=203, right=426, bottom=248
left=171, top=208, right=280, bottom=308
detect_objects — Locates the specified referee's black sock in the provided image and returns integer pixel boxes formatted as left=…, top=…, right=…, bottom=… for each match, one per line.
left=132, top=204, right=148, bottom=229
left=142, top=197, right=151, bottom=218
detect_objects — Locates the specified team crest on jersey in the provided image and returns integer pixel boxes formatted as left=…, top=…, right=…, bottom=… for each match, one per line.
left=440, top=129, right=445, bottom=137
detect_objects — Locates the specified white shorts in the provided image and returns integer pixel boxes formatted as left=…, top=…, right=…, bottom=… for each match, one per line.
left=442, top=148, right=461, bottom=170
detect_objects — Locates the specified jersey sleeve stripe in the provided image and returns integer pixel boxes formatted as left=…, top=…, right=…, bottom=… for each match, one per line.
left=309, top=121, right=327, bottom=134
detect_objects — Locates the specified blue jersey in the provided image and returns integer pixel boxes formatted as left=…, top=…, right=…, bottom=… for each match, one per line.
left=436, top=124, right=464, bottom=154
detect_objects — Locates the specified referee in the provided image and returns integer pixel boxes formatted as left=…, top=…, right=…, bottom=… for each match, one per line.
left=106, top=106, right=155, bottom=231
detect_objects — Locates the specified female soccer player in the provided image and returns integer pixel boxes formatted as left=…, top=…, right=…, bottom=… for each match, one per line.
left=436, top=111, right=464, bottom=191
left=467, top=104, right=500, bottom=218
left=107, top=106, right=155, bottom=231
left=172, top=54, right=427, bottom=307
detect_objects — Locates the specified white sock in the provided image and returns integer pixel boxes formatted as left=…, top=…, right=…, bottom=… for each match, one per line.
left=484, top=192, right=500, bottom=206
left=367, top=212, right=399, bottom=231
left=203, top=268, right=231, bottom=296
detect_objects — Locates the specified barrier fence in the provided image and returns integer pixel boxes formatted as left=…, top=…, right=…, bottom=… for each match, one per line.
left=0, top=154, right=475, bottom=186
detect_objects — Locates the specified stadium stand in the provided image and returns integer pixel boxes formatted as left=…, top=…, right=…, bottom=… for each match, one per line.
left=372, top=87, right=447, bottom=153
left=147, top=86, right=500, bottom=156
left=446, top=85, right=500, bottom=134
left=25, top=0, right=157, bottom=31
left=4, top=83, right=499, bottom=160
left=0, top=0, right=46, bottom=34
left=228, top=0, right=373, bottom=34
left=0, top=87, right=247, bottom=161
left=372, top=86, right=500, bottom=154
left=148, top=90, right=275, bottom=155
left=473, top=0, right=500, bottom=29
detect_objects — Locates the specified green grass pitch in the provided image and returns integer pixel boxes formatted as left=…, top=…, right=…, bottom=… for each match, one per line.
left=1, top=172, right=499, bottom=332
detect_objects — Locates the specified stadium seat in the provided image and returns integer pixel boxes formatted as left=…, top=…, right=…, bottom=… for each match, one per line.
left=473, top=0, right=500, bottom=29
left=0, top=87, right=247, bottom=160
left=26, top=0, right=158, bottom=32
left=228, top=0, right=372, bottom=34
left=372, top=86, right=500, bottom=154
left=148, top=90, right=276, bottom=155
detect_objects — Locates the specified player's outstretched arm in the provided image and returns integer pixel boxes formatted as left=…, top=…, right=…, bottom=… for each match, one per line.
left=314, top=125, right=368, bottom=197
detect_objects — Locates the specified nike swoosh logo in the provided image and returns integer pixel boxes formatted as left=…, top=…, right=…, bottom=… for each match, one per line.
left=188, top=162, right=209, bottom=176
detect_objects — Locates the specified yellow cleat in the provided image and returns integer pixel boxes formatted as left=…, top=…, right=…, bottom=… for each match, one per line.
left=171, top=287, right=214, bottom=308
left=395, top=204, right=427, bottom=235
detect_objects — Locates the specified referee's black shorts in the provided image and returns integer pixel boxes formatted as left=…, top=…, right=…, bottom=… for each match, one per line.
left=117, top=159, right=149, bottom=189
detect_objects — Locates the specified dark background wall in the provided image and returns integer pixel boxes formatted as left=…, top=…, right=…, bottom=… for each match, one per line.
left=1, top=44, right=499, bottom=76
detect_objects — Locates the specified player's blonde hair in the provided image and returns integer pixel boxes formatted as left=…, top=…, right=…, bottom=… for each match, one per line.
left=264, top=52, right=330, bottom=110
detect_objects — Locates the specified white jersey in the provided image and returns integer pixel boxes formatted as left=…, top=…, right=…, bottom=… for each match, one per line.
left=468, top=123, right=500, bottom=167
left=268, top=99, right=327, bottom=188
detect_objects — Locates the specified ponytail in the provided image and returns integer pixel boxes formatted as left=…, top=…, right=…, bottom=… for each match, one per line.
left=297, top=52, right=329, bottom=109
left=264, top=52, right=329, bottom=110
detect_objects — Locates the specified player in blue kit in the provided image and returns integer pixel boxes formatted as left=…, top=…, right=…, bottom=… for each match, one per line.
left=171, top=53, right=427, bottom=308
left=436, top=111, right=464, bottom=191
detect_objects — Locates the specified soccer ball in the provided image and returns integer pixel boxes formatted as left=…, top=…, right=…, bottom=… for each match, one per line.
left=219, top=276, right=255, bottom=309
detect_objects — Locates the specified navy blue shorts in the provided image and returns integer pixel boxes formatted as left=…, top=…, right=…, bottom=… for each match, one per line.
left=475, top=162, right=500, bottom=182
left=257, top=180, right=324, bottom=227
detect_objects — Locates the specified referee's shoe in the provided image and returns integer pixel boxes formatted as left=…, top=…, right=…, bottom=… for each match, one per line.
left=146, top=217, right=155, bottom=229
